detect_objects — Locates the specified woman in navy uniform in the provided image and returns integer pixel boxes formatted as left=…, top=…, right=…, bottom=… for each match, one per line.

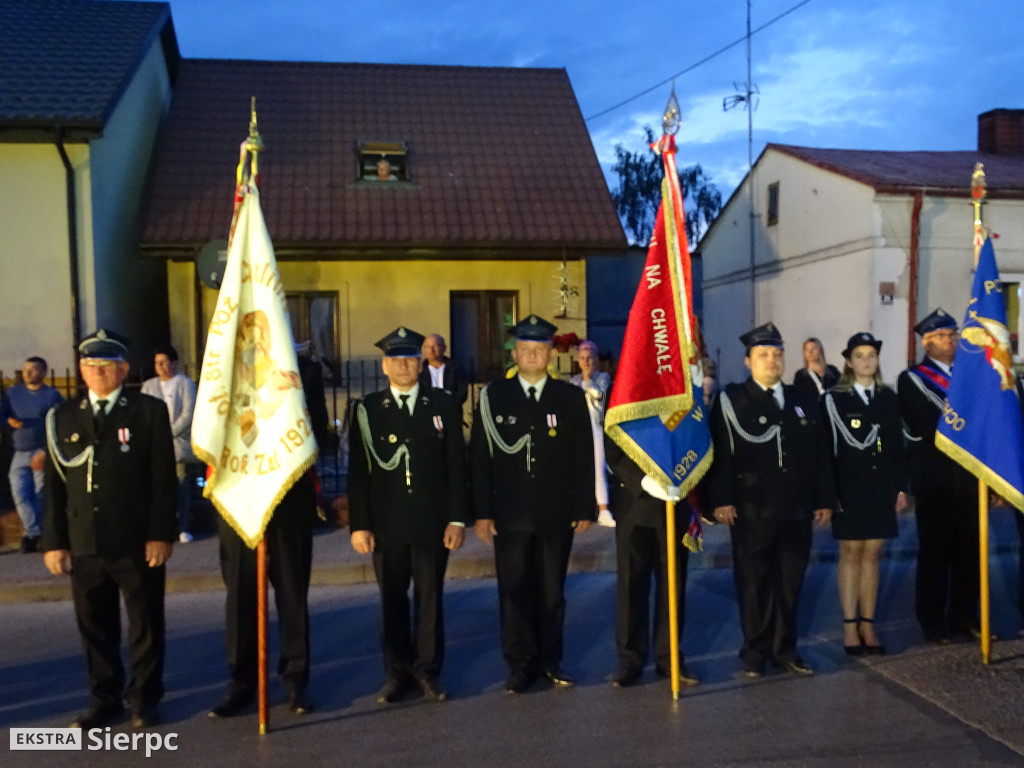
left=42, top=330, right=177, bottom=730
left=471, top=314, right=595, bottom=694
left=820, top=332, right=907, bottom=655
left=349, top=326, right=469, bottom=704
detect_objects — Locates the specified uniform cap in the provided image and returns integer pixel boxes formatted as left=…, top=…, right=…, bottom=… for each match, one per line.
left=374, top=326, right=425, bottom=357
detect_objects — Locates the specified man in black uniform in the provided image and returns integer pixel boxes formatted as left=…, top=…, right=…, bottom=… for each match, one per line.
left=470, top=314, right=595, bottom=693
left=349, top=326, right=469, bottom=704
left=898, top=307, right=981, bottom=643
left=605, top=438, right=699, bottom=689
left=208, top=369, right=323, bottom=718
left=42, top=330, right=177, bottom=729
left=708, top=322, right=834, bottom=677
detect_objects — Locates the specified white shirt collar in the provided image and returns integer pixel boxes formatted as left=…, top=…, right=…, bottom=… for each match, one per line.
left=428, top=363, right=445, bottom=388
left=518, top=374, right=548, bottom=400
left=927, top=357, right=952, bottom=376
left=853, top=381, right=874, bottom=404
left=390, top=383, right=420, bottom=414
left=89, top=387, right=123, bottom=414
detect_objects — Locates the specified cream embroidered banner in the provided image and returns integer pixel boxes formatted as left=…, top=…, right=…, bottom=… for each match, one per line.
left=192, top=185, right=317, bottom=547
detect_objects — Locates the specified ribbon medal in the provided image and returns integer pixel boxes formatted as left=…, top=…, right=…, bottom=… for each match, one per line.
left=547, top=413, right=557, bottom=437
left=433, top=414, right=444, bottom=434
left=118, top=427, right=131, bottom=453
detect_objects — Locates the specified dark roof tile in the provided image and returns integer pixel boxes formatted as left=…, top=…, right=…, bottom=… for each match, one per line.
left=142, top=60, right=625, bottom=252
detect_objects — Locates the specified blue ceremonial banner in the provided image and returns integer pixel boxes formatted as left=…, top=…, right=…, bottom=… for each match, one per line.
left=935, top=237, right=1024, bottom=512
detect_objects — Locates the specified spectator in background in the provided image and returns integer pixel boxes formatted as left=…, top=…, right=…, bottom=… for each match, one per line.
left=375, top=158, right=397, bottom=181
left=141, top=345, right=198, bottom=543
left=792, top=337, right=840, bottom=398
left=418, top=333, right=469, bottom=410
left=1, top=356, right=63, bottom=552
left=570, top=340, right=615, bottom=527
left=702, top=358, right=720, bottom=409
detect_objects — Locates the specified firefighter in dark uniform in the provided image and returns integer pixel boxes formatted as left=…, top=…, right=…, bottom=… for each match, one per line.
left=898, top=307, right=981, bottom=643
left=708, top=322, right=835, bottom=677
left=604, top=437, right=700, bottom=689
left=349, top=326, right=469, bottom=704
left=470, top=314, right=595, bottom=694
left=42, top=329, right=177, bottom=730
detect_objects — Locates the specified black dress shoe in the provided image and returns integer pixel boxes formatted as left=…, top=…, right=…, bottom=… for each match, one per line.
left=71, top=702, right=124, bottom=729
left=611, top=666, right=641, bottom=688
left=654, top=665, right=701, bottom=687
left=504, top=670, right=536, bottom=694
left=923, top=627, right=951, bottom=645
left=131, top=705, right=159, bottom=729
left=208, top=689, right=255, bottom=718
left=416, top=677, right=448, bottom=702
left=287, top=687, right=315, bottom=714
left=19, top=536, right=41, bottom=554
left=781, top=659, right=815, bottom=677
left=377, top=677, right=414, bottom=704
left=543, top=667, right=575, bottom=688
left=951, top=623, right=996, bottom=642
left=740, top=661, right=764, bottom=679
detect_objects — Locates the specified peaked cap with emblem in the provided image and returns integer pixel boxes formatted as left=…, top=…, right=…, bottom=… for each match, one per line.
left=913, top=307, right=958, bottom=336
left=509, top=314, right=557, bottom=342
left=841, top=331, right=883, bottom=359
left=739, top=321, right=783, bottom=351
left=375, top=326, right=425, bottom=357
left=78, top=328, right=129, bottom=359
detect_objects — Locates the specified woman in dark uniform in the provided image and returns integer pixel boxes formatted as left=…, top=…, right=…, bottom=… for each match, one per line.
left=820, top=332, right=907, bottom=655
left=793, top=337, right=840, bottom=398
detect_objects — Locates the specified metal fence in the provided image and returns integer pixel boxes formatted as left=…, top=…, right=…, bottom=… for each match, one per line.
left=1, top=354, right=584, bottom=498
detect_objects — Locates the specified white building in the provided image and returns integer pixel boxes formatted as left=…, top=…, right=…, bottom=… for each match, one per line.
left=699, top=109, right=1024, bottom=385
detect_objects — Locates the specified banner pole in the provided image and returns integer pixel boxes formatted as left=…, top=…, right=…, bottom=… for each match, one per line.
left=665, top=499, right=680, bottom=701
left=978, top=479, right=990, bottom=664
left=257, top=537, right=269, bottom=733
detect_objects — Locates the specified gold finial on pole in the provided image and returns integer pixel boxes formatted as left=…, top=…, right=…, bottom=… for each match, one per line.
left=971, top=162, right=986, bottom=267
left=662, top=82, right=681, bottom=137
left=236, top=97, right=264, bottom=189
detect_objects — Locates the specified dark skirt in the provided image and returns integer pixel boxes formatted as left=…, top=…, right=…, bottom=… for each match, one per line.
left=831, top=504, right=897, bottom=541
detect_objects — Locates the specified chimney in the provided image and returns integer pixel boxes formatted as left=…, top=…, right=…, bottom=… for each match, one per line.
left=978, top=109, right=1024, bottom=156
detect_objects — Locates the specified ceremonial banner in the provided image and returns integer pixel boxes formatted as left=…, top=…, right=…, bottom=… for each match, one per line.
left=936, top=237, right=1024, bottom=512
left=192, top=184, right=318, bottom=547
left=605, top=134, right=713, bottom=547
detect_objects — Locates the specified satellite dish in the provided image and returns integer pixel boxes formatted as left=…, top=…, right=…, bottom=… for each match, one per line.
left=195, top=239, right=229, bottom=289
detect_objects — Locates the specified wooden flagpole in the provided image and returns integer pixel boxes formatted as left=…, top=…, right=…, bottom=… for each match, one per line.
left=257, top=538, right=269, bottom=733
left=978, top=480, right=991, bottom=664
left=665, top=500, right=680, bottom=701
left=971, top=164, right=991, bottom=665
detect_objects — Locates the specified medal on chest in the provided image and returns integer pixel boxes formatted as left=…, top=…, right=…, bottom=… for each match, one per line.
left=547, top=413, right=557, bottom=437
left=118, top=427, right=131, bottom=453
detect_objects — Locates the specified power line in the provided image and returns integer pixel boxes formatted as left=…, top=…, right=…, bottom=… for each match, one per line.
left=584, top=0, right=814, bottom=123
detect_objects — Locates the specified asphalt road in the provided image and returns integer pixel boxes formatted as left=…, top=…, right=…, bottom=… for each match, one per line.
left=3, top=558, right=1024, bottom=767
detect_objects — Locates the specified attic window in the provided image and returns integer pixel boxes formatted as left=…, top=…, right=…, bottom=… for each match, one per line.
left=767, top=182, right=780, bottom=226
left=358, top=140, right=408, bottom=182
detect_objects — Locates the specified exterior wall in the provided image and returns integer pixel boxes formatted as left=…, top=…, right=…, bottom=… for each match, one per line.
left=0, top=142, right=88, bottom=375
left=174, top=258, right=588, bottom=374
left=87, top=39, right=173, bottom=369
left=702, top=151, right=880, bottom=383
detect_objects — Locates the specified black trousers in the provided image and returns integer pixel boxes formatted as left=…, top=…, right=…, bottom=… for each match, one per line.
left=372, top=540, right=449, bottom=681
left=615, top=523, right=689, bottom=672
left=729, top=517, right=811, bottom=667
left=913, top=482, right=979, bottom=633
left=493, top=529, right=574, bottom=674
left=217, top=481, right=314, bottom=694
left=70, top=555, right=166, bottom=709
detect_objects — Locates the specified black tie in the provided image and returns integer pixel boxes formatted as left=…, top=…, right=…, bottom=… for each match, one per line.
left=94, top=399, right=108, bottom=434
left=399, top=394, right=411, bottom=418
left=767, top=388, right=780, bottom=411
left=865, top=388, right=873, bottom=404
left=528, top=386, right=537, bottom=403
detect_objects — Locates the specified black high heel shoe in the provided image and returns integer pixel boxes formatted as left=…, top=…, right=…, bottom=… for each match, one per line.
left=843, top=618, right=865, bottom=656
left=859, top=617, right=886, bottom=655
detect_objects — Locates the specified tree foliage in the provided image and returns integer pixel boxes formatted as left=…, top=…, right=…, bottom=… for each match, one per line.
left=610, top=127, right=723, bottom=247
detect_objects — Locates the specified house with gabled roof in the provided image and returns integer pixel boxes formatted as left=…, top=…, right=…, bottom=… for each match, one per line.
left=140, top=59, right=626, bottom=391
left=0, top=0, right=179, bottom=376
left=699, top=109, right=1024, bottom=384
